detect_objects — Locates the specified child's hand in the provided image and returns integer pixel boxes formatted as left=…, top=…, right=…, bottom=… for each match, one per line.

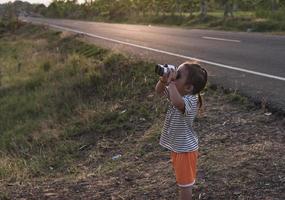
left=160, top=73, right=168, bottom=83
left=167, top=69, right=177, bottom=83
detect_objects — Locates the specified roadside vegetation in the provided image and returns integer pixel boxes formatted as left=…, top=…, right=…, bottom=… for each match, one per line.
left=2, top=0, right=285, bottom=33
left=0, top=21, right=284, bottom=199
left=0, top=21, right=164, bottom=181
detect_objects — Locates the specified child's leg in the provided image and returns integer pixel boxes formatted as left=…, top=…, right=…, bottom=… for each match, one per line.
left=179, top=186, right=193, bottom=200
left=171, top=151, right=198, bottom=200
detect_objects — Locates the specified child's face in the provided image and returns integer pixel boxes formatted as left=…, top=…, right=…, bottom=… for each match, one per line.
left=174, top=64, right=192, bottom=95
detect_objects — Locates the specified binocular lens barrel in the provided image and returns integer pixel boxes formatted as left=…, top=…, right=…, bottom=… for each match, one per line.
left=155, top=64, right=165, bottom=76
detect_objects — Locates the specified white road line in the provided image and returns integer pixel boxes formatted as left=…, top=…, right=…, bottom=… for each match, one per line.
left=32, top=22, right=285, bottom=82
left=202, top=36, right=241, bottom=43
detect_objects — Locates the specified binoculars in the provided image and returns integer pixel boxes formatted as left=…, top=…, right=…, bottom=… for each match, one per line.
left=155, top=64, right=176, bottom=76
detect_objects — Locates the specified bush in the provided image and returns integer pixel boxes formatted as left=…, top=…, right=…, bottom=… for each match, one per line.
left=253, top=20, right=282, bottom=32
left=256, top=9, right=285, bottom=21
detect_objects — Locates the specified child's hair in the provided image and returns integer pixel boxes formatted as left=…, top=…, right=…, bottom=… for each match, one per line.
left=183, top=62, right=208, bottom=108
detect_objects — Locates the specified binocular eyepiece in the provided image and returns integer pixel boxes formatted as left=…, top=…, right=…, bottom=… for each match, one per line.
left=155, top=64, right=176, bottom=76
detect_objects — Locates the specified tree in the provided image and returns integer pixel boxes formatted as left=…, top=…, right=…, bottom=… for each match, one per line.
left=109, top=0, right=132, bottom=20
left=200, top=0, right=208, bottom=19
left=271, top=0, right=278, bottom=11
left=185, top=0, right=200, bottom=17
left=33, top=4, right=46, bottom=15
left=222, top=0, right=234, bottom=18
left=257, top=0, right=281, bottom=12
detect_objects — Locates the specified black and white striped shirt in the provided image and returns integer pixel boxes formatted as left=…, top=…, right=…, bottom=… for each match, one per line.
left=159, top=93, right=199, bottom=153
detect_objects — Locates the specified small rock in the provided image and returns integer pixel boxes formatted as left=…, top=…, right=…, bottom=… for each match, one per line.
left=264, top=112, right=272, bottom=116
left=124, top=176, right=132, bottom=182
left=147, top=94, right=154, bottom=99
left=246, top=28, right=253, bottom=32
left=233, top=190, right=241, bottom=195
left=120, top=109, right=127, bottom=114
left=79, top=144, right=88, bottom=151
left=44, top=192, right=57, bottom=197
left=112, top=154, right=122, bottom=160
left=139, top=117, right=146, bottom=121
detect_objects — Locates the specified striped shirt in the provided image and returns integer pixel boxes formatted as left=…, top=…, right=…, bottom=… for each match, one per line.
left=159, top=91, right=199, bottom=153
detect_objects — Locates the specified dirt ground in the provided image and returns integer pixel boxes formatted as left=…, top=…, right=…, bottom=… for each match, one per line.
left=1, top=88, right=284, bottom=200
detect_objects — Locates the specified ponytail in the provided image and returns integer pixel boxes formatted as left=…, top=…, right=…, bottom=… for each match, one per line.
left=198, top=92, right=203, bottom=109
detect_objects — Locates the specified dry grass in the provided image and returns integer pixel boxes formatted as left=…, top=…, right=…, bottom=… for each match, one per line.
left=0, top=23, right=284, bottom=199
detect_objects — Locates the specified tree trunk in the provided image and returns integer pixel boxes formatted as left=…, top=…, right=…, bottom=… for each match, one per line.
left=155, top=4, right=159, bottom=16
left=224, top=1, right=234, bottom=18
left=271, top=0, right=278, bottom=12
left=189, top=1, right=193, bottom=18
left=200, top=0, right=207, bottom=19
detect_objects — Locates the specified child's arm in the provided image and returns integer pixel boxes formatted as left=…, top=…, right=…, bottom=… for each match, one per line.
left=155, top=76, right=168, bottom=96
left=168, top=81, right=185, bottom=113
left=166, top=70, right=185, bottom=113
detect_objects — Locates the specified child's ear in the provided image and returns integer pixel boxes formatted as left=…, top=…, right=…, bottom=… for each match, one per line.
left=185, top=85, right=193, bottom=94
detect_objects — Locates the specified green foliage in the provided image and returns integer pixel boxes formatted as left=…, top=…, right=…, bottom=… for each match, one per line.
left=2, top=0, right=282, bottom=32
left=0, top=24, right=165, bottom=180
left=256, top=8, right=285, bottom=21
left=20, top=0, right=282, bottom=32
left=227, top=92, right=247, bottom=104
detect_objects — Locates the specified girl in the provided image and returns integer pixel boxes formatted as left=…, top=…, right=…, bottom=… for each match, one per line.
left=155, top=62, right=208, bottom=200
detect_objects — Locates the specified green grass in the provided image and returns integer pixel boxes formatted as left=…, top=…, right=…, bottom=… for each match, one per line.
left=183, top=12, right=285, bottom=32
left=0, top=20, right=270, bottom=184
left=0, top=23, right=166, bottom=181
left=1, top=21, right=283, bottom=200
left=206, top=11, right=255, bottom=18
left=85, top=10, right=285, bottom=33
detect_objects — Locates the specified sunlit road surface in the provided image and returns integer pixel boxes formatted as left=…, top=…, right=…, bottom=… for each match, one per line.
left=22, top=17, right=285, bottom=113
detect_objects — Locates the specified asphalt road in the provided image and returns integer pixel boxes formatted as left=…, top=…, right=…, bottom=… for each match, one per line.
left=22, top=17, right=285, bottom=113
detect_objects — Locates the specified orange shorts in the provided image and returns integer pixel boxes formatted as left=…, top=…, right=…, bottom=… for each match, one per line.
left=171, top=151, right=198, bottom=187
